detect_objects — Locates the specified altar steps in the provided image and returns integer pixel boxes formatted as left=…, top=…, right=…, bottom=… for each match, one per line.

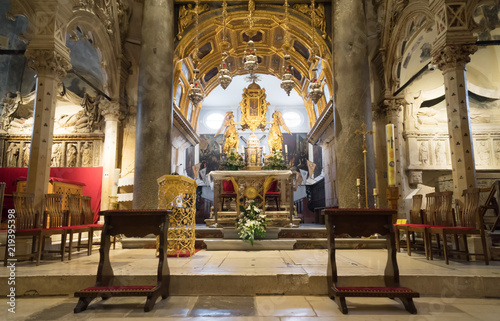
left=120, top=224, right=386, bottom=250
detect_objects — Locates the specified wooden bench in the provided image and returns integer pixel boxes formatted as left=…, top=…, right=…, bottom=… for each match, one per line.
left=322, top=208, right=419, bottom=314
left=74, top=209, right=171, bottom=313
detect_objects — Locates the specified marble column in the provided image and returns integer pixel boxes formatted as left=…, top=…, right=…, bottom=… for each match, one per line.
left=134, top=0, right=175, bottom=209
left=332, top=0, right=375, bottom=208
left=100, top=100, right=122, bottom=211
left=25, top=49, right=71, bottom=212
left=433, top=45, right=478, bottom=197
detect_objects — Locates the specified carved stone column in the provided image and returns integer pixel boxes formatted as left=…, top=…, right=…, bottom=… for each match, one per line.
left=431, top=0, right=478, bottom=197
left=134, top=0, right=174, bottom=209
left=332, top=0, right=375, bottom=208
left=433, top=45, right=478, bottom=196
left=100, top=100, right=122, bottom=211
left=25, top=50, right=71, bottom=212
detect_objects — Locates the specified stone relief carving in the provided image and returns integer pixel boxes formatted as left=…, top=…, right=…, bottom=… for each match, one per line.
left=476, top=140, right=491, bottom=166
left=51, top=143, right=62, bottom=167
left=81, top=142, right=93, bottom=167
left=418, top=141, right=429, bottom=165
left=435, top=141, right=445, bottom=165
left=408, top=170, right=423, bottom=186
left=495, top=141, right=500, bottom=165
left=66, top=144, right=78, bottom=167
left=6, top=142, right=20, bottom=167
left=24, top=49, right=71, bottom=78
left=22, top=143, right=30, bottom=167
left=1, top=91, right=22, bottom=130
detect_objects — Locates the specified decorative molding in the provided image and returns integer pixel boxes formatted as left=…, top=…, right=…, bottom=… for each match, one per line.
left=174, top=107, right=200, bottom=146
left=307, top=100, right=333, bottom=145
left=24, top=49, right=71, bottom=78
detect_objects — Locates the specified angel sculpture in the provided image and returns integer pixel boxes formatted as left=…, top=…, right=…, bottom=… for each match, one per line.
left=267, top=111, right=292, bottom=153
left=215, top=111, right=240, bottom=154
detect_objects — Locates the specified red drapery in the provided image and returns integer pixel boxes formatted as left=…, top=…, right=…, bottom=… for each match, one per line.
left=0, top=167, right=103, bottom=223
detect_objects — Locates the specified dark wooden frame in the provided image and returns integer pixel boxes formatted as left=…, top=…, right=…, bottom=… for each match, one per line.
left=74, top=209, right=171, bottom=313
left=322, top=208, right=419, bottom=314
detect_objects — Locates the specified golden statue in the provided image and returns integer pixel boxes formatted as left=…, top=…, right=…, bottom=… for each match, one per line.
left=267, top=111, right=292, bottom=153
left=215, top=111, right=240, bottom=154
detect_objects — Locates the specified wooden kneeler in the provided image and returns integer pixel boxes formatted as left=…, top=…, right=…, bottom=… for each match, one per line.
left=322, top=208, right=419, bottom=314
left=74, top=210, right=171, bottom=313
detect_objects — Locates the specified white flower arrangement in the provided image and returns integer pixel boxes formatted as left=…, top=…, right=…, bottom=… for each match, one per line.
left=236, top=201, right=267, bottom=245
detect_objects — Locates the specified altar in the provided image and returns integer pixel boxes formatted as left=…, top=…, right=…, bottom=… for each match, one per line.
left=208, top=170, right=297, bottom=227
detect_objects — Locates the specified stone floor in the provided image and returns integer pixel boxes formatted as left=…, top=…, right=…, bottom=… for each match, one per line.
left=2, top=295, right=500, bottom=320
left=2, top=247, right=500, bottom=297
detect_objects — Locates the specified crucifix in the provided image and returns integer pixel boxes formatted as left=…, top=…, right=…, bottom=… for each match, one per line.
left=355, top=123, right=373, bottom=208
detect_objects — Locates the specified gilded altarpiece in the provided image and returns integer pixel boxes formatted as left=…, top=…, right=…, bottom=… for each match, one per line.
left=239, top=83, right=269, bottom=132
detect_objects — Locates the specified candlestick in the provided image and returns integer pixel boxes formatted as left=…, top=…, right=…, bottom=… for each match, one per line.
left=357, top=185, right=361, bottom=208
left=373, top=188, right=378, bottom=209
left=386, top=124, right=396, bottom=186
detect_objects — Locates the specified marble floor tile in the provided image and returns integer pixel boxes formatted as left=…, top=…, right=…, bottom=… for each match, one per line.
left=304, top=295, right=346, bottom=317
left=255, top=295, right=316, bottom=317
left=189, top=296, right=256, bottom=317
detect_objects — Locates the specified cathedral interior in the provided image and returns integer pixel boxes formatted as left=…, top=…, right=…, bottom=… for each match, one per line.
left=1, top=0, right=500, bottom=319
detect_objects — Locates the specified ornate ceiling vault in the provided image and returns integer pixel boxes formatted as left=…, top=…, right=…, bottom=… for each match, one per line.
left=173, top=2, right=333, bottom=127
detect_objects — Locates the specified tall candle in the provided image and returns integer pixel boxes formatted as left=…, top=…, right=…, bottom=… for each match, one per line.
left=219, top=145, right=222, bottom=154
left=284, top=145, right=288, bottom=153
left=356, top=178, right=361, bottom=186
left=386, top=124, right=396, bottom=186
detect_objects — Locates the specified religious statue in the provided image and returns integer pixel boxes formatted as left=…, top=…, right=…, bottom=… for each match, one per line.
left=82, top=142, right=92, bottom=167
left=215, top=111, right=240, bottom=154
left=267, top=111, right=292, bottom=153
left=51, top=144, right=61, bottom=167
left=67, top=144, right=78, bottom=167
left=22, top=143, right=30, bottom=167
left=6, top=142, right=20, bottom=167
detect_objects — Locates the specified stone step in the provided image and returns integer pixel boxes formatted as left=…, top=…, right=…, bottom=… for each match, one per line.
left=204, top=239, right=297, bottom=251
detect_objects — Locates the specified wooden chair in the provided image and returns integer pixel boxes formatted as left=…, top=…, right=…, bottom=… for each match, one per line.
left=429, top=188, right=489, bottom=265
left=402, top=193, right=435, bottom=259
left=83, top=196, right=105, bottom=252
left=220, top=180, right=237, bottom=211
left=427, top=191, right=455, bottom=261
left=395, top=194, right=423, bottom=253
left=65, top=194, right=92, bottom=260
left=265, top=179, right=281, bottom=211
left=4, top=192, right=43, bottom=266
left=41, top=194, right=67, bottom=261
left=480, top=182, right=499, bottom=232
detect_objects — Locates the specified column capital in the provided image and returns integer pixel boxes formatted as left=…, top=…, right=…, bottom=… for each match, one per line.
left=25, top=49, right=71, bottom=78
left=100, top=99, right=122, bottom=122
left=375, top=97, right=406, bottom=119
left=432, top=44, right=478, bottom=71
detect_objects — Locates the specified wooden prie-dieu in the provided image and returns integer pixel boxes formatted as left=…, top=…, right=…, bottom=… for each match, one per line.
left=322, top=208, right=419, bottom=314
left=74, top=209, right=171, bottom=313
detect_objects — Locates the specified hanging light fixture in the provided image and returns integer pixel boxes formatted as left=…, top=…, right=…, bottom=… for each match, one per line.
left=281, top=55, right=294, bottom=96
left=243, top=0, right=259, bottom=76
left=218, top=0, right=232, bottom=90
left=307, top=0, right=324, bottom=104
left=280, top=0, right=294, bottom=96
left=188, top=0, right=204, bottom=106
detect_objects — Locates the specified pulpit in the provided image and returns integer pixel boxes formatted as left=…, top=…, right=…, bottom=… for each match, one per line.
left=157, top=175, right=197, bottom=257
left=209, top=170, right=295, bottom=227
